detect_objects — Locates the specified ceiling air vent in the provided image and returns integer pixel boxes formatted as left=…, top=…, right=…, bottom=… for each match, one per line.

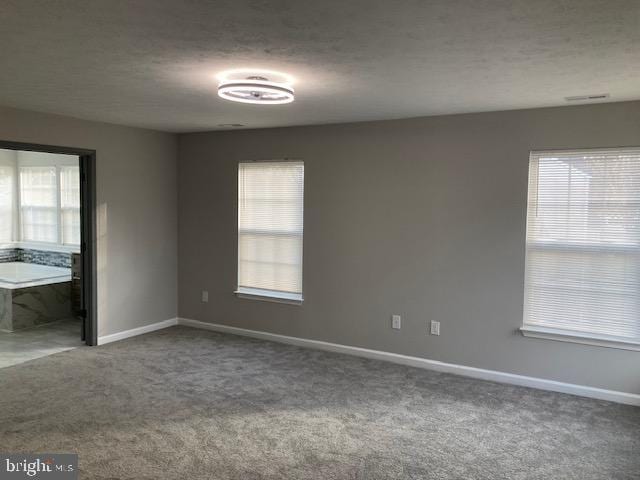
left=565, top=93, right=610, bottom=102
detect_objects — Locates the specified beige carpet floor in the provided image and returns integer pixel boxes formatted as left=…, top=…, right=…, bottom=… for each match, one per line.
left=1, top=326, right=638, bottom=479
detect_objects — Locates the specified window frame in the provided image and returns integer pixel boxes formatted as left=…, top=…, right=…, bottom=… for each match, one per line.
left=520, top=147, right=640, bottom=351
left=234, top=159, right=304, bottom=305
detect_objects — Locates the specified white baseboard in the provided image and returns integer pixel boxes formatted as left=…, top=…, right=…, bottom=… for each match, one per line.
left=98, top=318, right=178, bottom=345
left=178, top=317, right=640, bottom=407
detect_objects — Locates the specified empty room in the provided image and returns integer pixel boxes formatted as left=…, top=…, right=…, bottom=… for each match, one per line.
left=0, top=1, right=638, bottom=479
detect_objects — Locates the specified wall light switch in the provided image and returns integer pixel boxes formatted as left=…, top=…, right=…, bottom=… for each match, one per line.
left=430, top=320, right=440, bottom=336
left=392, top=315, right=401, bottom=330
left=201, top=290, right=209, bottom=303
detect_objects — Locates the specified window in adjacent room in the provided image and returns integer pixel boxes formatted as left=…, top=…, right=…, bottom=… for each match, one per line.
left=236, top=161, right=304, bottom=303
left=0, top=156, right=14, bottom=244
left=60, top=165, right=81, bottom=245
left=20, top=166, right=59, bottom=243
left=19, top=162, right=80, bottom=247
left=522, top=148, right=640, bottom=350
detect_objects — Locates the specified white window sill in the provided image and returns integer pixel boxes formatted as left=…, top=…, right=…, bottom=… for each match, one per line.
left=0, top=242, right=80, bottom=254
left=520, top=325, right=640, bottom=352
left=234, top=288, right=303, bottom=305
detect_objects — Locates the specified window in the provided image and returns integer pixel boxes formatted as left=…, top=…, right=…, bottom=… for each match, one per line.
left=60, top=165, right=81, bottom=245
left=19, top=164, right=80, bottom=246
left=0, top=163, right=14, bottom=243
left=522, top=148, right=640, bottom=350
left=20, top=166, right=58, bottom=243
left=236, top=161, right=304, bottom=303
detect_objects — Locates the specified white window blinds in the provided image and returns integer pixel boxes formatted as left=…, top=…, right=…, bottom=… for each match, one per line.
left=20, top=166, right=58, bottom=243
left=237, top=161, right=304, bottom=300
left=523, top=148, right=640, bottom=345
left=0, top=149, right=80, bottom=248
left=0, top=164, right=14, bottom=243
left=60, top=165, right=80, bottom=245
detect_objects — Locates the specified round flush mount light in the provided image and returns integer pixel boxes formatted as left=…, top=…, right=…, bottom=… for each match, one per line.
left=217, top=75, right=294, bottom=105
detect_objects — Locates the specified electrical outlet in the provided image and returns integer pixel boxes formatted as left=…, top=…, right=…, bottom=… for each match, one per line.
left=201, top=290, right=209, bottom=303
left=430, top=320, right=440, bottom=336
left=392, top=315, right=401, bottom=330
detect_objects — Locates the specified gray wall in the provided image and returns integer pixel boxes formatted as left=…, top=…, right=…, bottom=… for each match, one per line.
left=0, top=106, right=178, bottom=337
left=178, top=101, right=640, bottom=394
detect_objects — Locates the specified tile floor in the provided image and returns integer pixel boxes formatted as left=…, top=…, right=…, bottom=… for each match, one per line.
left=0, top=318, right=83, bottom=368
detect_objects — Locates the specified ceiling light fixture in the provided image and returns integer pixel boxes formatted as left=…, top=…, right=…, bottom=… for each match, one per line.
left=217, top=75, right=294, bottom=105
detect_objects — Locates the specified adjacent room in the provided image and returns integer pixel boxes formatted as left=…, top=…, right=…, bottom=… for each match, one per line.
left=0, top=149, right=85, bottom=368
left=0, top=1, right=638, bottom=479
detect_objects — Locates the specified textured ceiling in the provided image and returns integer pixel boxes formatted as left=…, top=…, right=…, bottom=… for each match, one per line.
left=0, top=0, right=638, bottom=132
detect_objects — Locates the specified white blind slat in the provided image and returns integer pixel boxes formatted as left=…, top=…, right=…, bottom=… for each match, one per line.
left=238, top=161, right=304, bottom=295
left=523, top=148, right=640, bottom=341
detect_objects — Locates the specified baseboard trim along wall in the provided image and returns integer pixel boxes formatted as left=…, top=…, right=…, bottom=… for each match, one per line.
left=177, top=317, right=640, bottom=406
left=97, top=318, right=178, bottom=345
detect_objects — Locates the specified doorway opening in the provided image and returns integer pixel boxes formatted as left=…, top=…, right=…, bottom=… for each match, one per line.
left=0, top=141, right=96, bottom=368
